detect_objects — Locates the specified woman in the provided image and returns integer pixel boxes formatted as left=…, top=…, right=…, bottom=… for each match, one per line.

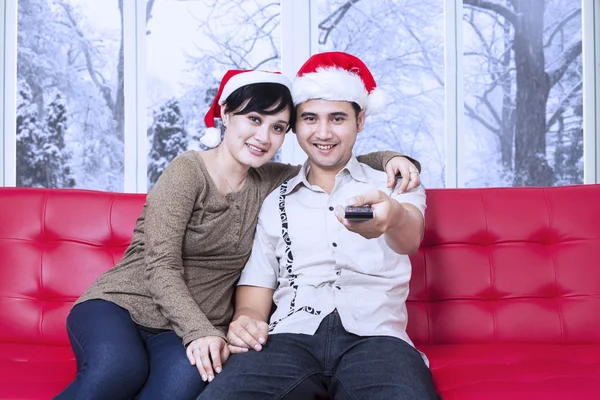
left=54, top=70, right=421, bottom=400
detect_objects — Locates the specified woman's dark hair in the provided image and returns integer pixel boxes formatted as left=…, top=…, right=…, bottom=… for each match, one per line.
left=222, top=83, right=295, bottom=132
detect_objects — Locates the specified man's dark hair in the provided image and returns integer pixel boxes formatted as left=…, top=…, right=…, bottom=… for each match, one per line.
left=223, top=83, right=295, bottom=132
left=349, top=102, right=362, bottom=122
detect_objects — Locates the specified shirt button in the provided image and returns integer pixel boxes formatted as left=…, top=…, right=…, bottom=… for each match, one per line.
left=335, top=286, right=341, bottom=290
left=336, top=271, right=341, bottom=275
left=332, top=242, right=337, bottom=247
left=329, top=206, right=334, bottom=211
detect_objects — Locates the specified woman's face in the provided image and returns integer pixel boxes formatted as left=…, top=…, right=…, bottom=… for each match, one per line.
left=222, top=107, right=290, bottom=168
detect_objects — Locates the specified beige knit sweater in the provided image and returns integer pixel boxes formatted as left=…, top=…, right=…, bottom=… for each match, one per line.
left=76, top=150, right=411, bottom=345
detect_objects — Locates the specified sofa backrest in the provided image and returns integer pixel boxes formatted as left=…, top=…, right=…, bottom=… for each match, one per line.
left=407, top=185, right=600, bottom=346
left=1, top=185, right=599, bottom=347
left=0, top=188, right=145, bottom=346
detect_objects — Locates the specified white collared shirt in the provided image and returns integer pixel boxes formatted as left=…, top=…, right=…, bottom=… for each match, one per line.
left=238, top=156, right=426, bottom=349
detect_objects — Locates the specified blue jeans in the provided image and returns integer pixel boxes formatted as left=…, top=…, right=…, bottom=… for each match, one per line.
left=199, top=311, right=440, bottom=400
left=54, top=299, right=206, bottom=400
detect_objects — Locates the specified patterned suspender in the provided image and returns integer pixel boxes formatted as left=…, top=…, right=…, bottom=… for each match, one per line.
left=269, top=181, right=320, bottom=332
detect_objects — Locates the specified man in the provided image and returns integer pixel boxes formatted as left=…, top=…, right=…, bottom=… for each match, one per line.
left=198, top=52, right=439, bottom=399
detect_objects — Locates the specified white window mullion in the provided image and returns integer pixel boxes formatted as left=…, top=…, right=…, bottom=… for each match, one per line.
left=583, top=0, right=598, bottom=184
left=596, top=0, right=600, bottom=184
left=280, top=0, right=311, bottom=166
left=444, top=0, right=462, bottom=188
left=123, top=0, right=138, bottom=193
left=1, top=0, right=5, bottom=186
left=135, top=0, right=147, bottom=192
left=2, top=0, right=17, bottom=187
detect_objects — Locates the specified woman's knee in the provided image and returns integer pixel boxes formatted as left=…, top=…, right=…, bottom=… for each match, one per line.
left=137, top=360, right=204, bottom=400
left=137, top=337, right=204, bottom=400
left=77, top=349, right=149, bottom=397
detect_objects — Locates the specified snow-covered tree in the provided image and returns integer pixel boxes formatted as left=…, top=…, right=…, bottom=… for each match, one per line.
left=15, top=0, right=160, bottom=191
left=463, top=0, right=582, bottom=186
left=43, top=94, right=76, bottom=188
left=156, top=0, right=282, bottom=156
left=16, top=81, right=42, bottom=187
left=147, top=99, right=189, bottom=188
left=317, top=0, right=446, bottom=187
left=16, top=81, right=75, bottom=188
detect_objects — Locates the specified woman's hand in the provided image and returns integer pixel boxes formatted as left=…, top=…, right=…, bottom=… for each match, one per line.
left=186, top=336, right=230, bottom=382
left=385, top=157, right=421, bottom=193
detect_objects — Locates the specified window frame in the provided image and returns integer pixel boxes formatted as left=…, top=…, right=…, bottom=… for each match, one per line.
left=1, top=0, right=598, bottom=190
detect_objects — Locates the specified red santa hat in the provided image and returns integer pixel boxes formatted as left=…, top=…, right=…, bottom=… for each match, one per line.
left=201, top=69, right=292, bottom=148
left=291, top=51, right=388, bottom=115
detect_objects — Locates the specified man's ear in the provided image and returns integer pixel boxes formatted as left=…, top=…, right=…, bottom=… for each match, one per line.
left=357, top=109, right=366, bottom=132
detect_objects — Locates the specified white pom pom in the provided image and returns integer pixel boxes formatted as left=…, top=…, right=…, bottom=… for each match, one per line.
left=366, top=87, right=389, bottom=115
left=200, top=127, right=222, bottom=148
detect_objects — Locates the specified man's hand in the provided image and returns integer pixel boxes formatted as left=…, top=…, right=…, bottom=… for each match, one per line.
left=227, top=315, right=269, bottom=354
left=334, top=189, right=407, bottom=239
left=186, top=336, right=230, bottom=383
left=385, top=157, right=421, bottom=194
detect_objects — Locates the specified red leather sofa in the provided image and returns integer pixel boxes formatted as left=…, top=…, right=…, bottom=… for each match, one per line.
left=1, top=185, right=599, bottom=399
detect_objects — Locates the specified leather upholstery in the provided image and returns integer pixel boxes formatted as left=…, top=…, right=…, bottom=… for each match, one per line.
left=407, top=186, right=600, bottom=398
left=1, top=185, right=599, bottom=399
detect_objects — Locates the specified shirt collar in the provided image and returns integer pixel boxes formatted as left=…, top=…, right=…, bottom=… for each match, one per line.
left=281, top=155, right=368, bottom=195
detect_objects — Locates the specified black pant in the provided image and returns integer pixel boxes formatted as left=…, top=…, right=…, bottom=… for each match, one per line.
left=54, top=299, right=206, bottom=400
left=199, top=311, right=440, bottom=400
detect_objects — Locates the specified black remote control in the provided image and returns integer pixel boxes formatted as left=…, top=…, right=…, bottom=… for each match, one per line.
left=344, top=205, right=374, bottom=221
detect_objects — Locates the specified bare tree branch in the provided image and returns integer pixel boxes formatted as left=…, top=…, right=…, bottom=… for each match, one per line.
left=463, top=0, right=518, bottom=26
left=404, top=25, right=443, bottom=86
left=547, top=36, right=582, bottom=87
left=546, top=79, right=583, bottom=129
left=465, top=103, right=500, bottom=134
left=544, top=7, right=580, bottom=47
left=58, top=2, right=115, bottom=113
left=318, top=0, right=362, bottom=45
left=478, top=83, right=502, bottom=126
left=253, top=55, right=278, bottom=70
left=146, top=0, right=156, bottom=24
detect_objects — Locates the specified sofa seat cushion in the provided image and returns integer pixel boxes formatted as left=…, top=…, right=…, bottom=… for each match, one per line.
left=0, top=343, right=75, bottom=400
left=421, top=344, right=600, bottom=400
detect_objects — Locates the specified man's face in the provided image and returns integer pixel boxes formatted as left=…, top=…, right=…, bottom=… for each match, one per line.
left=294, top=100, right=365, bottom=172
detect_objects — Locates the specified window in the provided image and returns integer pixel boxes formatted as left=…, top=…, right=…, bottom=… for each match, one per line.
left=16, top=0, right=123, bottom=190
left=145, top=0, right=282, bottom=189
left=316, top=0, right=446, bottom=188
left=462, top=0, right=583, bottom=187
left=2, top=0, right=598, bottom=191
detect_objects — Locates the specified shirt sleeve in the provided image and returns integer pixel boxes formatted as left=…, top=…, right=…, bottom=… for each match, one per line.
left=238, top=218, right=279, bottom=290
left=143, top=154, right=226, bottom=345
left=391, top=184, right=427, bottom=218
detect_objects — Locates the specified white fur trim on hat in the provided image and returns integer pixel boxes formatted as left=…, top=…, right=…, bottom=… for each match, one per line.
left=200, top=127, right=222, bottom=148
left=292, top=67, right=369, bottom=110
left=219, top=71, right=292, bottom=105
left=365, top=86, right=389, bottom=115
left=292, top=67, right=390, bottom=115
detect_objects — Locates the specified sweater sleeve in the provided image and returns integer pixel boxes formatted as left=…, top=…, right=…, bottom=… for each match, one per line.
left=256, top=152, right=421, bottom=195
left=356, top=152, right=422, bottom=173
left=255, top=162, right=302, bottom=194
left=143, top=154, right=226, bottom=345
